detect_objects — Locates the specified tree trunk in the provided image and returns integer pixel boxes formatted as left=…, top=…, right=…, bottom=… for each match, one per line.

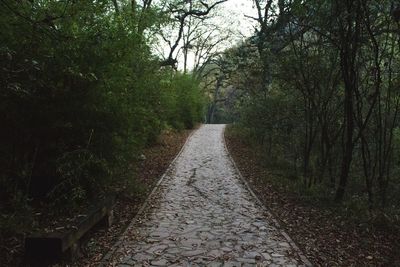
left=335, top=68, right=355, bottom=202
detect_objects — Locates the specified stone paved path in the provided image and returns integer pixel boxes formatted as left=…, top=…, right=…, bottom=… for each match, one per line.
left=102, top=124, right=310, bottom=267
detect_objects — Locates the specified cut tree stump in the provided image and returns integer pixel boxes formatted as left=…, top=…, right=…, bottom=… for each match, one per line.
left=25, top=196, right=115, bottom=264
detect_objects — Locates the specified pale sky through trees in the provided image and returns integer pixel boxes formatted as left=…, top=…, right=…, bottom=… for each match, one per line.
left=156, top=0, right=258, bottom=71
left=222, top=0, right=258, bottom=37
left=183, top=0, right=258, bottom=70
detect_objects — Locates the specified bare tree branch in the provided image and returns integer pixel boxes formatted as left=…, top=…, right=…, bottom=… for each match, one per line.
left=160, top=0, right=227, bottom=68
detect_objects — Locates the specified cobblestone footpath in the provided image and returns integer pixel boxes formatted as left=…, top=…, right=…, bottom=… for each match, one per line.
left=101, top=124, right=310, bottom=267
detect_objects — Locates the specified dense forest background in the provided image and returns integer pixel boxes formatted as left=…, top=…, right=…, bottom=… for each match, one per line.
left=1, top=0, right=400, bottom=265
left=208, top=0, right=400, bottom=222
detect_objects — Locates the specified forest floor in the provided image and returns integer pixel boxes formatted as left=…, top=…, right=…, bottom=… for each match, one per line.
left=225, top=126, right=400, bottom=266
left=0, top=128, right=192, bottom=267
left=73, top=128, right=193, bottom=267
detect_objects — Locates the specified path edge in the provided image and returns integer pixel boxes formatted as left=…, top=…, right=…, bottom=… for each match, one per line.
left=222, top=125, right=313, bottom=267
left=98, top=126, right=198, bottom=266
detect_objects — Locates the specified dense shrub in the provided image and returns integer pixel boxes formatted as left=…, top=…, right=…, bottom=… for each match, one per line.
left=0, top=0, right=204, bottom=233
left=161, top=73, right=204, bottom=129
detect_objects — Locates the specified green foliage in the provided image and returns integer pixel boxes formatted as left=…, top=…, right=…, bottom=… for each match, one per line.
left=159, top=72, right=204, bottom=130
left=0, top=0, right=204, bottom=235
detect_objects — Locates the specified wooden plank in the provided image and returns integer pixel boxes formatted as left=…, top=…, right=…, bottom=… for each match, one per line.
left=25, top=196, right=115, bottom=261
left=61, top=204, right=111, bottom=251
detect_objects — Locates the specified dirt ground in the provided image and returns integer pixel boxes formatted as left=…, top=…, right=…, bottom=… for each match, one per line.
left=224, top=126, right=400, bottom=267
left=0, top=128, right=192, bottom=267
left=74, top=128, right=193, bottom=267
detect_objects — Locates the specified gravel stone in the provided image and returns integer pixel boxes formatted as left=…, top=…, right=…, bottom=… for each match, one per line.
left=103, top=125, right=309, bottom=266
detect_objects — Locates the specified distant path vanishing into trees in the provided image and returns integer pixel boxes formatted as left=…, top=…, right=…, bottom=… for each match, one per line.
left=100, top=124, right=311, bottom=266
